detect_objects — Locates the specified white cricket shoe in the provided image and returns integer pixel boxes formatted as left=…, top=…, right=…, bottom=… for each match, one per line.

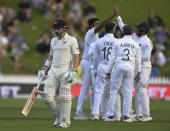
left=114, top=116, right=121, bottom=121
left=130, top=113, right=136, bottom=119
left=104, top=116, right=115, bottom=122
left=123, top=116, right=133, bottom=122
left=74, top=114, right=89, bottom=120
left=99, top=116, right=107, bottom=120
left=132, top=116, right=142, bottom=122
left=139, top=116, right=152, bottom=122
left=53, top=117, right=59, bottom=126
left=58, top=122, right=69, bottom=128
left=91, top=114, right=99, bottom=121
left=130, top=107, right=135, bottom=116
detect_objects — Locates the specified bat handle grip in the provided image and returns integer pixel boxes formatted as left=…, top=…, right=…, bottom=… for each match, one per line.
left=37, top=72, right=46, bottom=89
left=37, top=77, right=43, bottom=89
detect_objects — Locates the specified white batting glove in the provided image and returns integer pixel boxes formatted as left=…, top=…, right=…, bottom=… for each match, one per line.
left=64, top=69, right=77, bottom=83
left=38, top=67, right=48, bottom=81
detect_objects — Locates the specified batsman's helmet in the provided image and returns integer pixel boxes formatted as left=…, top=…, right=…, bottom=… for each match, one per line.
left=136, top=22, right=149, bottom=33
left=52, top=19, right=68, bottom=30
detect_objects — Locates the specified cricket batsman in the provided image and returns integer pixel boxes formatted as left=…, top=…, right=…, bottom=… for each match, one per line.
left=38, top=19, right=80, bottom=128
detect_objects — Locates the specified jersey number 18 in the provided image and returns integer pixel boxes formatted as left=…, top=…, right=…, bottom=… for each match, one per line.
left=102, top=46, right=112, bottom=60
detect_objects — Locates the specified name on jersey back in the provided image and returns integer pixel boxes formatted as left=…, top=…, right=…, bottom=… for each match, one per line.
left=120, top=43, right=135, bottom=48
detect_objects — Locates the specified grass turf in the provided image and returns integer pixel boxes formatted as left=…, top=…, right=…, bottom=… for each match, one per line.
left=0, top=99, right=170, bottom=131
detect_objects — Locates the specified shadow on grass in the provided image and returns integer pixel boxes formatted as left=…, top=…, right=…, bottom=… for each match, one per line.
left=0, top=117, right=52, bottom=121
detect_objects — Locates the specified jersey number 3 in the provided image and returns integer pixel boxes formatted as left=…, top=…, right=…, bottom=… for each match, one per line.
left=102, top=47, right=112, bottom=60
left=122, top=48, right=130, bottom=61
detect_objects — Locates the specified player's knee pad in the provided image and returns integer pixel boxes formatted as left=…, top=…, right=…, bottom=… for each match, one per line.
left=39, top=91, right=53, bottom=103
left=39, top=91, right=58, bottom=116
left=59, top=87, right=72, bottom=101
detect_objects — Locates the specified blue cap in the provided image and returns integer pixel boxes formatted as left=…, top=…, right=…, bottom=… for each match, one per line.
left=105, top=22, right=117, bottom=32
left=136, top=22, right=149, bottom=33
left=99, top=31, right=106, bottom=38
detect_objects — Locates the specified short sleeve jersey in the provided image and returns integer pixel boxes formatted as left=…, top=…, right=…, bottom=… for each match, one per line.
left=50, top=33, right=80, bottom=68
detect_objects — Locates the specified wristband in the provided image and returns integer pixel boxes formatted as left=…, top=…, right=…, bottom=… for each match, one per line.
left=42, top=66, right=48, bottom=71
left=44, top=59, right=52, bottom=68
left=71, top=69, right=78, bottom=72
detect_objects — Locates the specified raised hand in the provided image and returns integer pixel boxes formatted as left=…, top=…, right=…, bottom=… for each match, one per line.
left=114, top=5, right=119, bottom=17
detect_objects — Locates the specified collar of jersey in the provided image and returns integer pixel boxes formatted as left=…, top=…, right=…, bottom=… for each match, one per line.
left=105, top=33, right=114, bottom=37
left=124, top=35, right=132, bottom=39
left=139, top=35, right=147, bottom=39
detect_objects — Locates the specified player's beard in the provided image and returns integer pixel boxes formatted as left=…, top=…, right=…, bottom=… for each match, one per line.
left=136, top=30, right=143, bottom=37
left=55, top=31, right=64, bottom=38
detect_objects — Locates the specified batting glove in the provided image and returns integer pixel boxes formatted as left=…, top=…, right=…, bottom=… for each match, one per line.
left=65, top=69, right=77, bottom=83
left=38, top=67, right=48, bottom=81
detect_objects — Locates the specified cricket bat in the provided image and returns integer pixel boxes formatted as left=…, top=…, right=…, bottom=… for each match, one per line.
left=21, top=80, right=42, bottom=116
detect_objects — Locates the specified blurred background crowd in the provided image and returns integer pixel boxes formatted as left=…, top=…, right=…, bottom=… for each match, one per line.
left=0, top=0, right=170, bottom=77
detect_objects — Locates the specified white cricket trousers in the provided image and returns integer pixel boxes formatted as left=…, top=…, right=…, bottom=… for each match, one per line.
left=135, top=67, right=151, bottom=117
left=44, top=66, right=72, bottom=124
left=93, top=64, right=121, bottom=117
left=76, top=59, right=92, bottom=115
left=90, top=68, right=96, bottom=114
left=108, top=65, right=134, bottom=117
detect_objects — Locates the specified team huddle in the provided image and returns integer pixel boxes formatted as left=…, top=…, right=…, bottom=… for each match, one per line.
left=37, top=7, right=152, bottom=128
left=74, top=7, right=153, bottom=123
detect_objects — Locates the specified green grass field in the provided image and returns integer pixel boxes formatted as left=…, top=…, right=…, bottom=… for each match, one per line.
left=0, top=99, right=170, bottom=131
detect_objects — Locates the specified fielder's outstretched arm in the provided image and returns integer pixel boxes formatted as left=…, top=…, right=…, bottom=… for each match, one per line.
left=115, top=6, right=125, bottom=31
left=117, top=16, right=125, bottom=31
left=94, top=7, right=117, bottom=34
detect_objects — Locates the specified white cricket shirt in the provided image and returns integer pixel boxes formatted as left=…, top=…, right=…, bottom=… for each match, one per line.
left=108, top=35, right=141, bottom=73
left=82, top=27, right=99, bottom=60
left=50, top=33, right=80, bottom=68
left=117, top=16, right=153, bottom=68
left=132, top=34, right=153, bottom=68
left=93, top=33, right=117, bottom=71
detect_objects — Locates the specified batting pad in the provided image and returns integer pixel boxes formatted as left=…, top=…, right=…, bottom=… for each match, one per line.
left=59, top=87, right=72, bottom=125
left=38, top=91, right=58, bottom=117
